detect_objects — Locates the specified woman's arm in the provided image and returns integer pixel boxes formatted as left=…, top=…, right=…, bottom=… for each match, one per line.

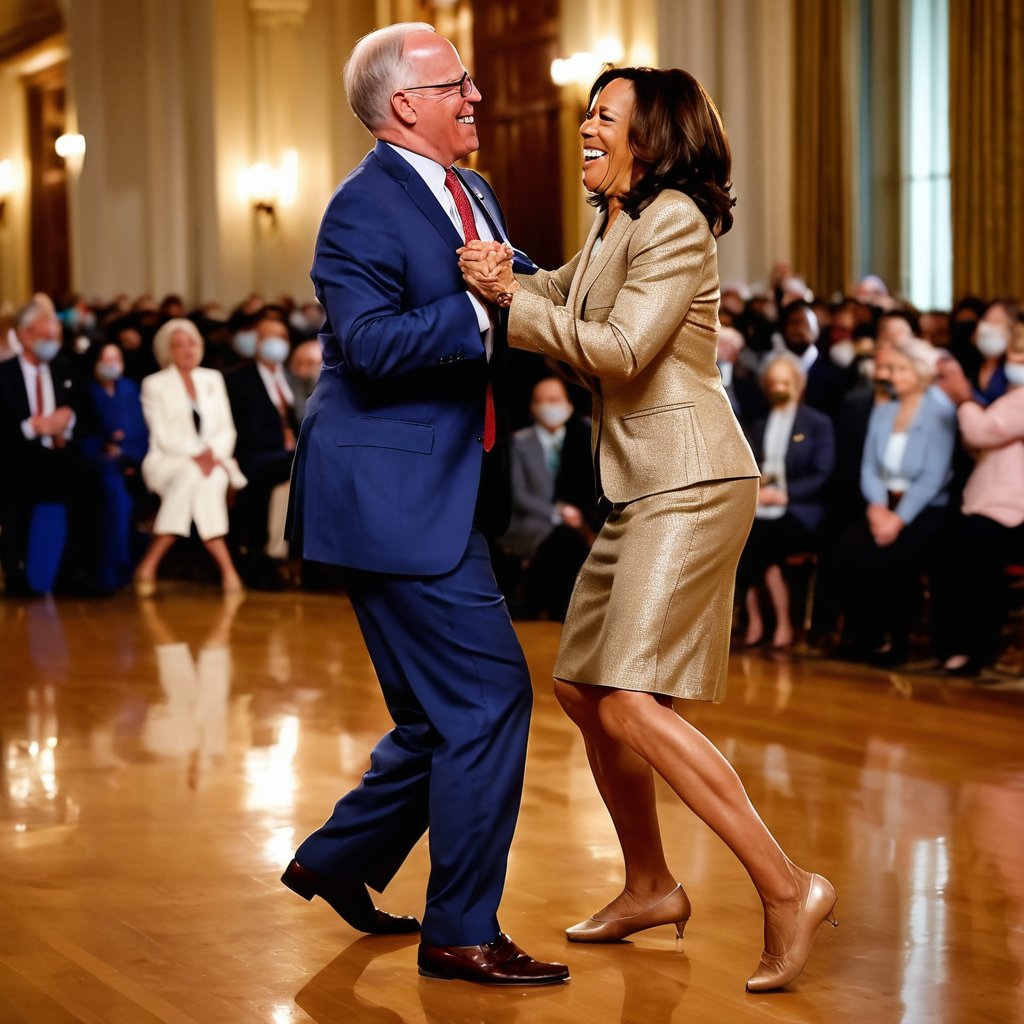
left=514, top=252, right=583, bottom=307
left=957, top=392, right=1024, bottom=449
left=507, top=200, right=711, bottom=383
left=859, top=407, right=890, bottom=508
left=893, top=404, right=956, bottom=525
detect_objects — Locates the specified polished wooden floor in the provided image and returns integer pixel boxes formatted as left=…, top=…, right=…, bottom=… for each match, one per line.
left=1, top=586, right=1023, bottom=1024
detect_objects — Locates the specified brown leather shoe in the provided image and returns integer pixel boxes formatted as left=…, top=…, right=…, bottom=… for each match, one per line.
left=281, top=859, right=420, bottom=935
left=417, top=933, right=570, bottom=986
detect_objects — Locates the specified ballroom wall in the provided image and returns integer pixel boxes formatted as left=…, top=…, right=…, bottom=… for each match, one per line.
left=0, top=0, right=802, bottom=307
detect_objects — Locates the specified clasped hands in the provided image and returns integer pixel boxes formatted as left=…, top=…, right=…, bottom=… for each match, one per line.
left=457, top=240, right=519, bottom=307
left=867, top=502, right=903, bottom=547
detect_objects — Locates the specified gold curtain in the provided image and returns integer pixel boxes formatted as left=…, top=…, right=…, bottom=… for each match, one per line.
left=791, top=0, right=852, bottom=299
left=950, top=0, right=1024, bottom=299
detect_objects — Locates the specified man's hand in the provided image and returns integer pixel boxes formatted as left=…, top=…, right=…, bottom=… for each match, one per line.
left=194, top=449, right=217, bottom=476
left=935, top=355, right=973, bottom=406
left=458, top=240, right=517, bottom=305
left=31, top=406, right=73, bottom=438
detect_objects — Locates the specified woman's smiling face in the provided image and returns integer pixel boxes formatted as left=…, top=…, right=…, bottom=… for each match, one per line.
left=580, top=77, right=639, bottom=198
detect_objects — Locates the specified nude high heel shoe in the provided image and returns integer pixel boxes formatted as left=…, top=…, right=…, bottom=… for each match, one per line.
left=566, top=884, right=692, bottom=943
left=745, top=873, right=838, bottom=992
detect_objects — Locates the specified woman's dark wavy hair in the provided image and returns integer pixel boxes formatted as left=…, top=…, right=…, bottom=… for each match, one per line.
left=586, top=66, right=735, bottom=236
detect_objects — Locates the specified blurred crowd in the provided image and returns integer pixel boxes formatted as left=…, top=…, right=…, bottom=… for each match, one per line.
left=2, top=267, right=1022, bottom=679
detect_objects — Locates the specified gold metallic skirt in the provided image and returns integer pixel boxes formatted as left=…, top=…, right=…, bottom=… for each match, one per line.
left=554, top=477, right=757, bottom=702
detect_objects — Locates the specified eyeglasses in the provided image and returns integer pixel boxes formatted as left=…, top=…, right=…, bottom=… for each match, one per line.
left=403, top=71, right=474, bottom=98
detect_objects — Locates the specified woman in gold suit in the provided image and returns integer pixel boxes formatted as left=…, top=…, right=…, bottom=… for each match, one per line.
left=460, top=67, right=836, bottom=992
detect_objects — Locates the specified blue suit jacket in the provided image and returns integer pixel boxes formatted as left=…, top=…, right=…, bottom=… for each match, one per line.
left=860, top=391, right=956, bottom=524
left=747, top=404, right=835, bottom=532
left=288, top=142, right=532, bottom=575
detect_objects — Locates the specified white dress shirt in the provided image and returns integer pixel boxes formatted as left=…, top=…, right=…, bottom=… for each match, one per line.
left=18, top=355, right=75, bottom=448
left=756, top=404, right=796, bottom=521
left=256, top=360, right=295, bottom=411
left=387, top=143, right=496, bottom=357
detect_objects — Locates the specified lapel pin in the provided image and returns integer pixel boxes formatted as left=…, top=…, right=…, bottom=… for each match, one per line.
left=793, top=433, right=805, bottom=442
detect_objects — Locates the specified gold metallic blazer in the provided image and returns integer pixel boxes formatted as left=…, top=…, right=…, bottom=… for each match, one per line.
left=509, top=189, right=759, bottom=504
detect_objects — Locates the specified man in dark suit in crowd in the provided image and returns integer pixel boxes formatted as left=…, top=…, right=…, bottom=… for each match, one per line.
left=226, top=313, right=306, bottom=588
left=0, top=301, right=81, bottom=595
left=779, top=300, right=852, bottom=414
left=499, top=377, right=600, bottom=618
left=281, top=23, right=567, bottom=987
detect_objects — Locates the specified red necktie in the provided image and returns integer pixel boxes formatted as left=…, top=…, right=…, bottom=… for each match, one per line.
left=445, top=168, right=495, bottom=453
left=35, top=366, right=45, bottom=418
left=274, top=378, right=296, bottom=451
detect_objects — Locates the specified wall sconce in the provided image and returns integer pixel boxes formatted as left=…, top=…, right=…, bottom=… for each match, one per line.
left=0, top=159, right=16, bottom=225
left=54, top=133, right=86, bottom=175
left=550, top=37, right=624, bottom=97
left=239, top=149, right=299, bottom=226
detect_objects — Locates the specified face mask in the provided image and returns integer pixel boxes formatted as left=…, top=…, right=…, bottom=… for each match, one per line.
left=717, top=360, right=734, bottom=389
left=767, top=390, right=793, bottom=407
left=234, top=330, right=258, bottom=358
left=535, top=402, right=573, bottom=429
left=976, top=323, right=1008, bottom=359
left=258, top=338, right=291, bottom=365
left=97, top=363, right=122, bottom=382
left=829, top=340, right=856, bottom=368
left=1004, top=363, right=1024, bottom=388
left=33, top=339, right=61, bottom=362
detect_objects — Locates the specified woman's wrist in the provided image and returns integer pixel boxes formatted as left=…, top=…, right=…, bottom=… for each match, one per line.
left=495, top=280, right=520, bottom=308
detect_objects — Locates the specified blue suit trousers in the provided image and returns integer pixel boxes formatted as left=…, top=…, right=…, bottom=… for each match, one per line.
left=296, top=531, right=533, bottom=945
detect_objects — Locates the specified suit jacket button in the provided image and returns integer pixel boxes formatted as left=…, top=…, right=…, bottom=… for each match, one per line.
left=476, top=435, right=483, bottom=443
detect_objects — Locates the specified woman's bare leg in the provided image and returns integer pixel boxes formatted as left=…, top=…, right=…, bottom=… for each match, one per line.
left=744, top=586, right=764, bottom=645
left=135, top=534, right=175, bottom=582
left=556, top=681, right=676, bottom=916
left=203, top=536, right=243, bottom=591
left=563, top=682, right=805, bottom=955
left=764, top=565, right=794, bottom=647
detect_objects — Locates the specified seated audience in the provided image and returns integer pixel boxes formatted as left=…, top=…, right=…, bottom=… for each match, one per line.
left=289, top=339, right=323, bottom=400
left=0, top=299, right=87, bottom=595
left=930, top=329, right=1024, bottom=674
left=839, top=339, right=956, bottom=665
left=716, top=325, right=764, bottom=428
left=226, top=314, right=306, bottom=588
left=965, top=299, right=1018, bottom=406
left=80, top=343, right=149, bottom=593
left=134, top=318, right=246, bottom=595
left=777, top=299, right=853, bottom=413
left=737, top=353, right=835, bottom=648
left=498, top=377, right=601, bottom=619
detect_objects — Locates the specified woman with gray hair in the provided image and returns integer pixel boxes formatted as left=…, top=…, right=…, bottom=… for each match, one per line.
left=134, top=318, right=246, bottom=595
left=839, top=337, right=956, bottom=665
left=737, top=351, right=835, bottom=648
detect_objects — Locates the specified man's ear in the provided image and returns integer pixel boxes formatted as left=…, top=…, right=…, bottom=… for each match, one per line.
left=391, top=91, right=417, bottom=126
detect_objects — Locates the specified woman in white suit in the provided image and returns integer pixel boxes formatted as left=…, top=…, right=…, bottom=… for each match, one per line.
left=134, top=318, right=246, bottom=595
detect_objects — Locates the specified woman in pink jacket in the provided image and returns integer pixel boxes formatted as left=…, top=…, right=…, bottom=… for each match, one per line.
left=933, top=322, right=1024, bottom=675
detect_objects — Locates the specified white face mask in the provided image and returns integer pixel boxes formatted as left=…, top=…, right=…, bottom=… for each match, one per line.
left=717, top=360, right=734, bottom=389
left=829, top=340, right=856, bottom=368
left=258, top=337, right=291, bottom=365
left=1004, top=363, right=1024, bottom=388
left=534, top=402, right=572, bottom=429
left=976, top=322, right=1009, bottom=359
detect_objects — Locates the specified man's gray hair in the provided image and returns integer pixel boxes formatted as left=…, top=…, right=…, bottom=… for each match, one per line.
left=343, top=22, right=435, bottom=131
left=15, top=300, right=51, bottom=335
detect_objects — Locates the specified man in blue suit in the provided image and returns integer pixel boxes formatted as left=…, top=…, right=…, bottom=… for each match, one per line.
left=282, top=23, right=568, bottom=987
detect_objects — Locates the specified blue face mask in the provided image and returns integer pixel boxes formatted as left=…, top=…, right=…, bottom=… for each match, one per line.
left=234, top=330, right=258, bottom=359
left=33, top=338, right=61, bottom=362
left=258, top=338, right=291, bottom=365
left=97, top=363, right=122, bottom=382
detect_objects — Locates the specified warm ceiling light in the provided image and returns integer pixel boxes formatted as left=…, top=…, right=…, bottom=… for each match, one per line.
left=55, top=133, right=86, bottom=174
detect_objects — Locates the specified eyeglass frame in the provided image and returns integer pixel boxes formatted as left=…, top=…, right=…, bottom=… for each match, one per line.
left=401, top=71, right=474, bottom=98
